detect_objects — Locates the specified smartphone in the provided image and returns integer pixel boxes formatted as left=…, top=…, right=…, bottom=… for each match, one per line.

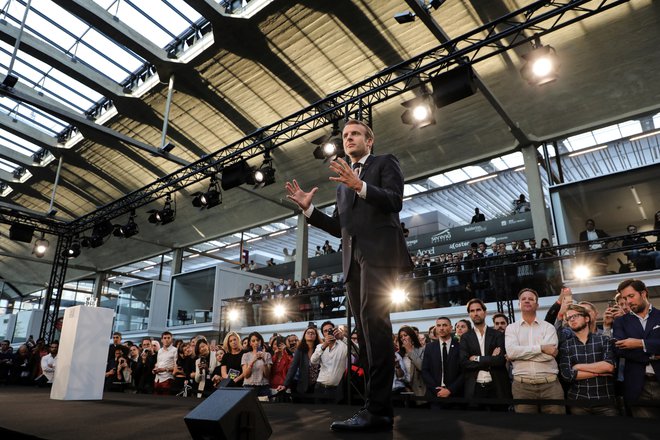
left=608, top=300, right=616, bottom=308
left=257, top=346, right=263, bottom=352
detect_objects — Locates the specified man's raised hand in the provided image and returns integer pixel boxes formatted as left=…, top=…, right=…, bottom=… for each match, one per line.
left=285, top=179, right=318, bottom=211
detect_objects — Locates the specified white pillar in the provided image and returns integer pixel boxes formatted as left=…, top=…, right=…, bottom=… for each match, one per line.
left=522, top=144, right=551, bottom=241
left=294, top=214, right=309, bottom=282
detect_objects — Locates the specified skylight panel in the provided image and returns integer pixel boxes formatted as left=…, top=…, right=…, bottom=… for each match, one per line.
left=499, top=152, right=524, bottom=168
left=463, top=166, right=488, bottom=179
left=0, top=130, right=41, bottom=155
left=565, top=132, right=597, bottom=152
left=617, top=120, right=643, bottom=137
left=653, top=112, right=660, bottom=129
left=0, top=158, right=18, bottom=172
left=444, top=169, right=470, bottom=183
left=592, top=124, right=623, bottom=144
left=428, top=174, right=452, bottom=187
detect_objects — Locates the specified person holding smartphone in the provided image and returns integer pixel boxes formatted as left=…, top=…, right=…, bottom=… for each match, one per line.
left=310, top=321, right=348, bottom=403
left=241, top=331, right=272, bottom=398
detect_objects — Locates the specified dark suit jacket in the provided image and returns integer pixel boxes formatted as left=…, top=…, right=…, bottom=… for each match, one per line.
left=283, top=349, right=312, bottom=395
left=459, top=327, right=511, bottom=399
left=422, top=338, right=463, bottom=397
left=613, top=307, right=660, bottom=401
left=307, top=154, right=412, bottom=278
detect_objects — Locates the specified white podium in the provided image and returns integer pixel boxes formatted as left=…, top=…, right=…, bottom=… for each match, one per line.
left=51, top=305, right=115, bottom=400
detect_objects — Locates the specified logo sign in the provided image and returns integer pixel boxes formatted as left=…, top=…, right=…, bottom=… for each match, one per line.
left=431, top=229, right=452, bottom=243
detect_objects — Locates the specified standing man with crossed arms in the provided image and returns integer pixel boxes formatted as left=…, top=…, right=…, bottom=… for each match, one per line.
left=286, top=119, right=412, bottom=432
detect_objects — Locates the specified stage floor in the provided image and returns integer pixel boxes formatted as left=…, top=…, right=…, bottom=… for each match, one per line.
left=0, top=387, right=656, bottom=440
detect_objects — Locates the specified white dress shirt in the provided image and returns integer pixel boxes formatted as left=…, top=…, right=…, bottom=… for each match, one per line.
left=310, top=341, right=348, bottom=386
left=505, top=317, right=558, bottom=379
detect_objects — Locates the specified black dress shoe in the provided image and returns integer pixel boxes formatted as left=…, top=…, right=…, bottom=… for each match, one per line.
left=330, top=409, right=393, bottom=432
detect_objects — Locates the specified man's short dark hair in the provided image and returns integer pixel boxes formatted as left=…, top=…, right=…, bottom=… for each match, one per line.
left=113, top=332, right=121, bottom=337
left=518, top=288, right=539, bottom=301
left=320, top=320, right=335, bottom=332
left=161, top=331, right=172, bottom=338
left=436, top=316, right=452, bottom=324
left=466, top=298, right=486, bottom=313
left=492, top=313, right=509, bottom=324
left=617, top=278, right=647, bottom=294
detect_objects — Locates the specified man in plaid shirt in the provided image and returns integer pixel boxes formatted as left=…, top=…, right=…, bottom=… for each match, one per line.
left=559, top=304, right=617, bottom=416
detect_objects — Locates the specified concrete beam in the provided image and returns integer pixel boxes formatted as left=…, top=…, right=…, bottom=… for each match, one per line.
left=0, top=144, right=39, bottom=167
left=0, top=111, right=61, bottom=152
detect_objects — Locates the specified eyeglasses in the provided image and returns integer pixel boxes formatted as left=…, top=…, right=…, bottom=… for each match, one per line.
left=565, top=314, right=585, bottom=322
left=323, top=328, right=335, bottom=334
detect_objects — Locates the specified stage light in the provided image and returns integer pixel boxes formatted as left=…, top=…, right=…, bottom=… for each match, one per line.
left=147, top=194, right=176, bottom=225
left=273, top=304, right=286, bottom=318
left=228, top=309, right=240, bottom=323
left=401, top=94, right=435, bottom=128
left=573, top=265, right=591, bottom=280
left=391, top=288, right=408, bottom=305
left=113, top=210, right=139, bottom=238
left=193, top=176, right=222, bottom=209
left=62, top=238, right=81, bottom=259
left=394, top=11, right=415, bottom=24
left=33, top=233, right=49, bottom=258
left=221, top=160, right=252, bottom=191
left=251, top=155, right=276, bottom=188
left=312, top=121, right=344, bottom=161
left=520, top=36, right=560, bottom=86
left=9, top=223, right=35, bottom=243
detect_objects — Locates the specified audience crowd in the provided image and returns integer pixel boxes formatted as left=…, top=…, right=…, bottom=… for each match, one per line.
left=1, top=278, right=657, bottom=419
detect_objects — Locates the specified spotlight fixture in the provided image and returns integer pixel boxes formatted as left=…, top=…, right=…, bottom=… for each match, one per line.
left=401, top=93, right=435, bottom=128
left=394, top=11, right=416, bottom=24
left=33, top=233, right=49, bottom=258
left=192, top=176, right=222, bottom=209
left=147, top=194, right=176, bottom=225
left=9, top=223, right=35, bottom=243
left=221, top=160, right=253, bottom=191
left=520, top=35, right=560, bottom=86
left=113, top=209, right=139, bottom=238
left=62, top=237, right=81, bottom=259
left=251, top=154, right=276, bottom=188
left=312, top=121, right=344, bottom=161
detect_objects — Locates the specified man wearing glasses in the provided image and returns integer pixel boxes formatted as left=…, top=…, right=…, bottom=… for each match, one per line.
left=310, top=321, right=347, bottom=403
left=559, top=304, right=617, bottom=416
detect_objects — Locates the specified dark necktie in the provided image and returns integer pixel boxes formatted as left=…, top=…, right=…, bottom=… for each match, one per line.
left=441, top=341, right=448, bottom=386
left=352, top=162, right=363, bottom=174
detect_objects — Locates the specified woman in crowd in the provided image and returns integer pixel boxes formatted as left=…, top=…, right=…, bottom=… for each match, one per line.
left=454, top=319, right=471, bottom=340
left=193, top=339, right=216, bottom=397
left=241, top=331, right=272, bottom=398
left=269, top=335, right=292, bottom=392
left=173, top=342, right=195, bottom=395
left=219, top=331, right=246, bottom=387
left=396, top=326, right=426, bottom=404
left=277, top=326, right=321, bottom=402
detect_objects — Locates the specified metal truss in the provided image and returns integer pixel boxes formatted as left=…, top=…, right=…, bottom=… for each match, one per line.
left=65, top=0, right=629, bottom=233
left=38, top=234, right=72, bottom=342
left=0, top=204, right=68, bottom=235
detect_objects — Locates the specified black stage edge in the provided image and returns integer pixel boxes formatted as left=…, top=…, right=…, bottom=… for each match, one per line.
left=0, top=387, right=656, bottom=440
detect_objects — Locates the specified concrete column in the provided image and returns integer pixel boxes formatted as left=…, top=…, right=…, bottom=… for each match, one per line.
left=92, top=271, right=105, bottom=303
left=522, top=144, right=552, bottom=242
left=171, top=248, right=184, bottom=275
left=294, top=214, right=309, bottom=282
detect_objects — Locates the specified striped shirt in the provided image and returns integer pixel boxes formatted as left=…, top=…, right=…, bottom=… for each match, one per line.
left=559, top=333, right=615, bottom=400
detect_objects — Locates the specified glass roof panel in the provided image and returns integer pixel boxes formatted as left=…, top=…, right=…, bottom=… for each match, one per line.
left=565, top=132, right=597, bottom=151
left=0, top=130, right=41, bottom=155
left=0, top=158, right=18, bottom=172
left=617, top=120, right=643, bottom=137
left=653, top=112, right=660, bottom=129
left=592, top=124, right=622, bottom=144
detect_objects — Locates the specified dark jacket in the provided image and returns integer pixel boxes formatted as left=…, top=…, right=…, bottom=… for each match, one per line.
left=459, top=327, right=511, bottom=399
left=422, top=338, right=463, bottom=398
left=283, top=348, right=314, bottom=395
left=613, top=307, right=660, bottom=401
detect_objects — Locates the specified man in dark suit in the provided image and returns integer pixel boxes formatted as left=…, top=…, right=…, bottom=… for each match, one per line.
left=578, top=219, right=610, bottom=275
left=471, top=207, right=485, bottom=223
left=422, top=317, right=464, bottom=405
left=613, top=279, right=660, bottom=418
left=285, top=119, right=411, bottom=432
left=460, top=299, right=511, bottom=409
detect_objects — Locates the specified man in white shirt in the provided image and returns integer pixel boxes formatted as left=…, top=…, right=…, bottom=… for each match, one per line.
left=36, top=340, right=59, bottom=387
left=505, top=288, right=565, bottom=414
left=153, top=331, right=177, bottom=395
left=311, top=321, right=347, bottom=402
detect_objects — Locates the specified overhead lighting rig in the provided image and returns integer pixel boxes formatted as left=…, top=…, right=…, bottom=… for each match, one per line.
left=113, top=209, right=139, bottom=238
left=62, top=237, right=81, bottom=259
left=312, top=120, right=344, bottom=161
left=33, top=233, right=49, bottom=258
left=193, top=176, right=222, bottom=209
left=147, top=194, right=176, bottom=225
left=401, top=90, right=436, bottom=128
left=520, top=34, right=560, bottom=86
left=251, top=153, right=276, bottom=188
left=394, top=0, right=446, bottom=23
